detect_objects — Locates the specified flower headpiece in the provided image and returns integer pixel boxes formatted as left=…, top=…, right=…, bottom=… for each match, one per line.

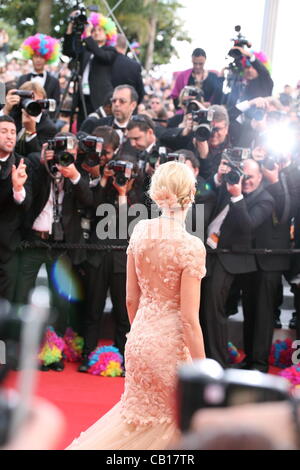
left=83, top=12, right=117, bottom=46
left=21, top=33, right=61, bottom=64
left=152, top=188, right=193, bottom=210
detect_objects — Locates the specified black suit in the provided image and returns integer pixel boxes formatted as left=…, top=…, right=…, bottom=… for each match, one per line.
left=16, top=72, right=61, bottom=118
left=16, top=163, right=93, bottom=333
left=200, top=182, right=275, bottom=367
left=111, top=53, right=145, bottom=104
left=63, top=34, right=117, bottom=127
left=241, top=177, right=292, bottom=371
left=13, top=112, right=57, bottom=157
left=0, top=153, right=32, bottom=301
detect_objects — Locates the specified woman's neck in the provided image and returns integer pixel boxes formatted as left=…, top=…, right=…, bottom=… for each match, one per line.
left=160, top=208, right=188, bottom=225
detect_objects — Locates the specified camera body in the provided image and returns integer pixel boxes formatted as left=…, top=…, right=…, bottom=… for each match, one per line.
left=12, top=90, right=56, bottom=117
left=228, top=25, right=252, bottom=62
left=47, top=135, right=76, bottom=167
left=177, top=359, right=290, bottom=432
left=138, top=146, right=168, bottom=171
left=107, top=160, right=136, bottom=186
left=222, top=148, right=250, bottom=184
left=192, top=108, right=215, bottom=142
left=68, top=6, right=88, bottom=34
left=78, top=133, right=104, bottom=167
left=182, top=86, right=204, bottom=112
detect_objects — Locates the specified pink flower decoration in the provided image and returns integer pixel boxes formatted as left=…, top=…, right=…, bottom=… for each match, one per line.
left=152, top=189, right=181, bottom=210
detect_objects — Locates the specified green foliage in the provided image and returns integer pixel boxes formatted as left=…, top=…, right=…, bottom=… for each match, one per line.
left=0, top=0, right=190, bottom=66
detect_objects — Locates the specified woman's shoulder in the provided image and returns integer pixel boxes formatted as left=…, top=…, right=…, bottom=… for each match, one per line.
left=183, top=232, right=206, bottom=253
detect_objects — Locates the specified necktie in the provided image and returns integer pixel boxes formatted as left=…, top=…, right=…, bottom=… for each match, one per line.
left=31, top=73, right=44, bottom=78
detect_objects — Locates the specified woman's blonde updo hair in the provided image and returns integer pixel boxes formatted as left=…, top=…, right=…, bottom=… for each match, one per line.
left=149, top=161, right=196, bottom=210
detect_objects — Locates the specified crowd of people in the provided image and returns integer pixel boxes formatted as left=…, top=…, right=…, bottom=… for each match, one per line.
left=1, top=11, right=300, bottom=449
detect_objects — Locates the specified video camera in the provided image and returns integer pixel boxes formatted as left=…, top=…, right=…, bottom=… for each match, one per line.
left=222, top=148, right=251, bottom=184
left=228, top=25, right=252, bottom=70
left=107, top=160, right=137, bottom=186
left=12, top=90, right=56, bottom=117
left=47, top=135, right=76, bottom=167
left=191, top=108, right=215, bottom=142
left=77, top=132, right=104, bottom=167
left=68, top=5, right=88, bottom=35
left=177, top=359, right=291, bottom=432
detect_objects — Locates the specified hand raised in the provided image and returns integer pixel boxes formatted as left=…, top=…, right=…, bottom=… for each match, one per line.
left=12, top=158, right=27, bottom=191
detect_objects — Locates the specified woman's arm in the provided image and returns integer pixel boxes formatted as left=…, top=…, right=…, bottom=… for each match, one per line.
left=180, top=270, right=206, bottom=359
left=126, top=252, right=141, bottom=324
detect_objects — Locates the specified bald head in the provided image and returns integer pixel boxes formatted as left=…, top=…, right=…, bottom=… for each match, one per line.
left=242, top=158, right=263, bottom=194
left=116, top=35, right=127, bottom=54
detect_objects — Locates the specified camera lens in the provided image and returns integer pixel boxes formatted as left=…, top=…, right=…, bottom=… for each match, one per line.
left=224, top=170, right=241, bottom=185
left=22, top=99, right=42, bottom=117
left=56, top=151, right=74, bottom=167
left=194, top=124, right=211, bottom=142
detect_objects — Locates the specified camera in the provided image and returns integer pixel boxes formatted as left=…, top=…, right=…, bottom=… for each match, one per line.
left=68, top=6, right=88, bottom=35
left=177, top=359, right=290, bottom=432
left=12, top=90, right=56, bottom=117
left=77, top=132, right=104, bottom=167
left=0, top=290, right=49, bottom=445
left=191, top=108, right=215, bottom=142
left=138, top=146, right=167, bottom=171
left=47, top=135, right=76, bottom=167
left=107, top=160, right=137, bottom=186
left=228, top=25, right=252, bottom=64
left=182, top=86, right=204, bottom=112
left=222, top=148, right=250, bottom=184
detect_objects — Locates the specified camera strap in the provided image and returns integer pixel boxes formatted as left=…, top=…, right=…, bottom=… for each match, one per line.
left=52, top=177, right=64, bottom=223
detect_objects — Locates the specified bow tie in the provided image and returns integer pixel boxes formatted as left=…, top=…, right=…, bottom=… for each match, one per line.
left=31, top=72, right=44, bottom=78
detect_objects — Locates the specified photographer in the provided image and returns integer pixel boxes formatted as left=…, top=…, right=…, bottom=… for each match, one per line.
left=15, top=132, right=93, bottom=357
left=222, top=46, right=273, bottom=106
left=78, top=154, right=143, bottom=372
left=80, top=84, right=138, bottom=156
left=1, top=81, right=57, bottom=157
left=200, top=158, right=275, bottom=368
left=194, top=105, right=231, bottom=180
left=170, top=48, right=223, bottom=110
left=0, top=115, right=32, bottom=302
left=17, top=33, right=61, bottom=119
left=63, top=11, right=117, bottom=128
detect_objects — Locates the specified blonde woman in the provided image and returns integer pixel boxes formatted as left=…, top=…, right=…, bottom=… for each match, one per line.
left=68, top=161, right=206, bottom=450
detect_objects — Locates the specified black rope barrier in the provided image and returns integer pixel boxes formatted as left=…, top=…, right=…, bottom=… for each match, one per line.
left=16, top=241, right=300, bottom=255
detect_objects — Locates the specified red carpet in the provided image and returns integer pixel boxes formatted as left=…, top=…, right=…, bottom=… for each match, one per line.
left=4, top=357, right=282, bottom=450
left=5, top=361, right=125, bottom=450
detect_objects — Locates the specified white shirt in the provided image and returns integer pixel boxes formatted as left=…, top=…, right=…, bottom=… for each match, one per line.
left=32, top=175, right=81, bottom=233
left=31, top=70, right=46, bottom=88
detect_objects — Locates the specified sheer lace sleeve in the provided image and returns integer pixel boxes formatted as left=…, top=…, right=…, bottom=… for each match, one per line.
left=126, top=219, right=146, bottom=255
left=179, top=236, right=206, bottom=280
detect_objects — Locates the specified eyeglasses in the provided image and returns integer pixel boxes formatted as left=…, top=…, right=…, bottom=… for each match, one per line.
left=111, top=98, right=129, bottom=104
left=212, top=126, right=227, bottom=133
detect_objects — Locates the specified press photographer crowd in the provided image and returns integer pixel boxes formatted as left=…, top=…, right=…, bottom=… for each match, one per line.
left=2, top=6, right=300, bottom=450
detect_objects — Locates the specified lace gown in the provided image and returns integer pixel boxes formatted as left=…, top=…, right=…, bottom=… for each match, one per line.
left=67, top=218, right=206, bottom=450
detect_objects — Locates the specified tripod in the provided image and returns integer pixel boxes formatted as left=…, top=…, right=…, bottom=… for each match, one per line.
left=222, top=67, right=246, bottom=108
left=54, top=34, right=88, bottom=132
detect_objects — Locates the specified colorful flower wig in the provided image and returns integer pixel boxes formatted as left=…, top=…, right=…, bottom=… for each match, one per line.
left=241, top=50, right=271, bottom=73
left=21, top=33, right=60, bottom=64
left=83, top=12, right=117, bottom=46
